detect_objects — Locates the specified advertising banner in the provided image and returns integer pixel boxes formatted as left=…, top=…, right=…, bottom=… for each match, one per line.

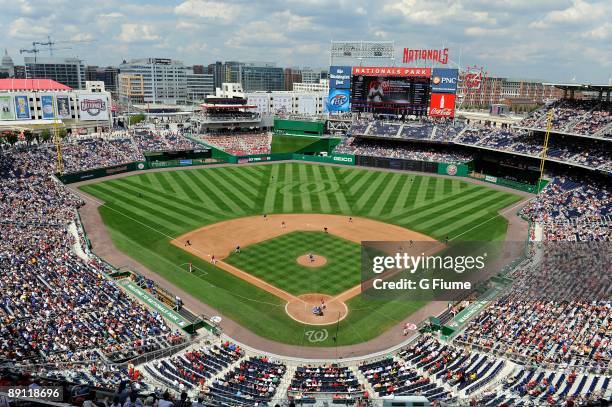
left=272, top=95, right=292, bottom=114
left=431, top=68, right=459, bottom=94
left=0, top=95, right=16, bottom=120
left=352, top=66, right=431, bottom=77
left=326, top=88, right=350, bottom=113
left=428, top=93, right=456, bottom=118
left=78, top=94, right=109, bottom=121
left=14, top=95, right=30, bottom=120
left=329, top=65, right=352, bottom=89
left=297, top=94, right=317, bottom=115
left=40, top=95, right=55, bottom=119
left=56, top=95, right=72, bottom=119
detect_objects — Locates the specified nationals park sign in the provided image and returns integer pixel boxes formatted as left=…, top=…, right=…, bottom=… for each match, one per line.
left=402, top=48, right=449, bottom=65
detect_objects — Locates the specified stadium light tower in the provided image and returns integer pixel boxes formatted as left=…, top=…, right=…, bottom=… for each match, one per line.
left=330, top=40, right=395, bottom=67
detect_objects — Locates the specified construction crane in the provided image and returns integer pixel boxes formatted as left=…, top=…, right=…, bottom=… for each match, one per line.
left=33, top=35, right=94, bottom=56
left=19, top=46, right=40, bottom=62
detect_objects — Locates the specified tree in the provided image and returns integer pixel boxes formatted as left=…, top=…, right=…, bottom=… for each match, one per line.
left=129, top=113, right=146, bottom=126
left=40, top=129, right=52, bottom=143
left=5, top=131, right=18, bottom=145
left=58, top=128, right=68, bottom=139
left=24, top=130, right=35, bottom=145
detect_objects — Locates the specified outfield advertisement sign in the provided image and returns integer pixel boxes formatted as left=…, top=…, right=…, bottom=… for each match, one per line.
left=272, top=95, right=292, bottom=115
left=14, top=95, right=30, bottom=119
left=329, top=65, right=352, bottom=89
left=292, top=153, right=355, bottom=165
left=431, top=68, right=459, bottom=94
left=0, top=95, right=16, bottom=120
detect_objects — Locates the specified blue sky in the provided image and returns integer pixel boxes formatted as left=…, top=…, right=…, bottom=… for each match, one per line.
left=0, top=0, right=610, bottom=83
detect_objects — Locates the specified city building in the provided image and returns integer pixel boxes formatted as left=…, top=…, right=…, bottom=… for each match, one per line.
left=85, top=66, right=119, bottom=94
left=192, top=64, right=205, bottom=75
left=118, top=58, right=187, bottom=105
left=118, top=73, right=145, bottom=104
left=246, top=90, right=326, bottom=116
left=239, top=62, right=284, bottom=92
left=284, top=68, right=302, bottom=91
left=24, top=56, right=86, bottom=89
left=293, top=79, right=329, bottom=94
left=186, top=68, right=214, bottom=102
left=13, top=66, right=26, bottom=79
left=0, top=49, right=15, bottom=78
left=460, top=75, right=565, bottom=110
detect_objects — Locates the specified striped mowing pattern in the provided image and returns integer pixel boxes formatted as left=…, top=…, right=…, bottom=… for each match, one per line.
left=83, top=163, right=519, bottom=242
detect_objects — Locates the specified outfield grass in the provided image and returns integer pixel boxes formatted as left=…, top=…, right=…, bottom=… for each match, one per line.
left=270, top=134, right=320, bottom=153
left=80, top=162, right=522, bottom=346
left=225, top=231, right=361, bottom=296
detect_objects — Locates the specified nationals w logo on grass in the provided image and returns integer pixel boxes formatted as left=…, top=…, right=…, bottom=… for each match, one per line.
left=80, top=98, right=106, bottom=116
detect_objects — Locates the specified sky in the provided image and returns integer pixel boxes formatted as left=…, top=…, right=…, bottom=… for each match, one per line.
left=0, top=0, right=610, bottom=83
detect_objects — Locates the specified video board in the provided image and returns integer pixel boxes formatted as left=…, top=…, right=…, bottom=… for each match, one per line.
left=350, top=67, right=432, bottom=116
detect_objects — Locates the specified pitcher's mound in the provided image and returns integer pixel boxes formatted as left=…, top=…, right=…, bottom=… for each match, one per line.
left=285, top=294, right=348, bottom=326
left=297, top=254, right=327, bottom=267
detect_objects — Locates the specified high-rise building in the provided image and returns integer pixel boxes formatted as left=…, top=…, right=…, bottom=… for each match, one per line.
left=186, top=68, right=214, bottom=102
left=24, top=56, right=86, bottom=89
left=85, top=66, right=119, bottom=94
left=284, top=68, right=302, bottom=91
left=239, top=62, right=284, bottom=92
left=192, top=64, right=205, bottom=75
left=13, top=66, right=26, bottom=79
left=23, top=56, right=85, bottom=89
left=118, top=73, right=145, bottom=104
left=118, top=58, right=187, bottom=104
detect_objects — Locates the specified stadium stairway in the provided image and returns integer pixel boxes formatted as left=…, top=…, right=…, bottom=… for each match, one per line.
left=354, top=365, right=377, bottom=398
left=274, top=365, right=296, bottom=401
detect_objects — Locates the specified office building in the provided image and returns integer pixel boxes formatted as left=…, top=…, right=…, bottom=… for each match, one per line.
left=118, top=58, right=187, bottom=104
left=24, top=56, right=86, bottom=89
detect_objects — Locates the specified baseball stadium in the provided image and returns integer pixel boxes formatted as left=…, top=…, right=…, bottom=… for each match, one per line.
left=0, top=33, right=610, bottom=407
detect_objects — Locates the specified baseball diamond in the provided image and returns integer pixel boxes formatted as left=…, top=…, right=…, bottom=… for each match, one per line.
left=79, top=162, right=522, bottom=347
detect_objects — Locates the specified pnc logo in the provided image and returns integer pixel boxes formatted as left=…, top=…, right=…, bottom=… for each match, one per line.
left=330, top=94, right=348, bottom=106
left=433, top=76, right=442, bottom=85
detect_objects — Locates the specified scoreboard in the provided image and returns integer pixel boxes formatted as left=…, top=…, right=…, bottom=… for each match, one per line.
left=350, top=67, right=432, bottom=116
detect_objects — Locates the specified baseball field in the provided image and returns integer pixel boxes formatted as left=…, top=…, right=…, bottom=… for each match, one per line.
left=79, top=162, right=522, bottom=347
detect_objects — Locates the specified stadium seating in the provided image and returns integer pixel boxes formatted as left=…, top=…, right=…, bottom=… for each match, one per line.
left=198, top=133, right=272, bottom=155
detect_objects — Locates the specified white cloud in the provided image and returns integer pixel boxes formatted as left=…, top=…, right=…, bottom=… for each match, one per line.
left=116, top=24, right=160, bottom=42
left=531, top=0, right=608, bottom=28
left=174, top=0, right=240, bottom=22
left=581, top=22, right=611, bottom=40
left=8, top=17, right=50, bottom=39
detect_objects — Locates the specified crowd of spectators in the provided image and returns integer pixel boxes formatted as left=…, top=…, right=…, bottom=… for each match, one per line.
left=456, top=126, right=611, bottom=171
left=288, top=364, right=363, bottom=395
left=132, top=128, right=200, bottom=153
left=335, top=137, right=473, bottom=163
left=518, top=99, right=611, bottom=138
left=348, top=118, right=465, bottom=143
left=198, top=132, right=272, bottom=156
left=519, top=176, right=611, bottom=241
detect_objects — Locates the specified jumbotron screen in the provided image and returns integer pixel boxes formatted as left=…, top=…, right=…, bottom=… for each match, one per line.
left=350, top=67, right=432, bottom=116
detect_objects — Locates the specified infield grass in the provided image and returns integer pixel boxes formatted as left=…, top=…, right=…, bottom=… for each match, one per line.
left=225, top=231, right=361, bottom=296
left=80, top=162, right=522, bottom=346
